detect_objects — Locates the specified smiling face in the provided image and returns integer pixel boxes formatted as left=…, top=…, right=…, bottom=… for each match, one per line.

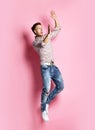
left=34, top=24, right=43, bottom=36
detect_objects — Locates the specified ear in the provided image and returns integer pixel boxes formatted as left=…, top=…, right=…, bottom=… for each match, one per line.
left=34, top=29, right=36, bottom=34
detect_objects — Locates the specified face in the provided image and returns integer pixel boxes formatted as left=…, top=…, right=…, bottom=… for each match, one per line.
left=34, top=24, right=43, bottom=36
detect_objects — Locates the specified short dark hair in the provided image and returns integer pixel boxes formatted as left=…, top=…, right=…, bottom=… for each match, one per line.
left=31, top=22, right=41, bottom=34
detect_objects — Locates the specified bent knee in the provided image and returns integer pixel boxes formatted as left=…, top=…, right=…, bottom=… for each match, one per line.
left=58, top=81, right=64, bottom=91
left=59, top=85, right=64, bottom=91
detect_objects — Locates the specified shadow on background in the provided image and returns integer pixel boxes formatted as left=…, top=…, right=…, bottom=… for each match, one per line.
left=21, top=31, right=44, bottom=126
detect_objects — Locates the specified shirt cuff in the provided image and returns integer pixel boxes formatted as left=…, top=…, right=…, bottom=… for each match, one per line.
left=54, top=26, right=61, bottom=31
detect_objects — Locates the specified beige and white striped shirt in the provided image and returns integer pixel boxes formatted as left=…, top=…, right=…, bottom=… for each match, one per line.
left=33, top=27, right=61, bottom=65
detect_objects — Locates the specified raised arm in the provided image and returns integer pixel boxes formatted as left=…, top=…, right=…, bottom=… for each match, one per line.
left=33, top=25, right=51, bottom=47
left=50, top=10, right=60, bottom=28
left=50, top=10, right=61, bottom=39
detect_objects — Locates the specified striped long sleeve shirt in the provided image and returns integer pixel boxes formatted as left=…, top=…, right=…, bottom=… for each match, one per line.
left=33, top=27, right=61, bottom=65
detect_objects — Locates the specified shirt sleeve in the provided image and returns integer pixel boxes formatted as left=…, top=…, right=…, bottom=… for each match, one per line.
left=33, top=37, right=46, bottom=48
left=50, top=26, right=61, bottom=40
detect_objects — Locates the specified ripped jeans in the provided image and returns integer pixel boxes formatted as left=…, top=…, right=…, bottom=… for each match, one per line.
left=40, top=64, right=64, bottom=112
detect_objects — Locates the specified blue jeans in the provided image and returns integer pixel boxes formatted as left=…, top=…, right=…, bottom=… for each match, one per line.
left=40, top=64, right=64, bottom=112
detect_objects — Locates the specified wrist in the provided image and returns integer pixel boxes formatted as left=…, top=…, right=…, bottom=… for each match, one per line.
left=53, top=17, right=58, bottom=21
left=47, top=33, right=50, bottom=37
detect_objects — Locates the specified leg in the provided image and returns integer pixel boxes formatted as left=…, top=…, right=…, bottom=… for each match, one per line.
left=46, top=65, right=64, bottom=104
left=40, top=65, right=51, bottom=112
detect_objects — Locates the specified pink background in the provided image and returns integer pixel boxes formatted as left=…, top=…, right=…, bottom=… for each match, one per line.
left=0, top=0, right=95, bottom=130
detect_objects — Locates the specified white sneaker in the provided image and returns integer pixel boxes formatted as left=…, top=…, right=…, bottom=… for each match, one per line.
left=46, top=104, right=49, bottom=114
left=42, top=111, right=49, bottom=122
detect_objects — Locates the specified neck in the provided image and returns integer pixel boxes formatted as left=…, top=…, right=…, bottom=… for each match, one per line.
left=35, top=34, right=43, bottom=38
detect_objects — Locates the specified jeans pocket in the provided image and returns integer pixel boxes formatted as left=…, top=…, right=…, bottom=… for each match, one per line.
left=41, top=65, right=49, bottom=69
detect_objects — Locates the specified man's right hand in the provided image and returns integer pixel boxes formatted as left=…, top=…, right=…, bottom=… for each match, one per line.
left=43, top=25, right=51, bottom=44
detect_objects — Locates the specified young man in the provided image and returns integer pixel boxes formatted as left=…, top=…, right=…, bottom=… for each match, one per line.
left=31, top=11, right=64, bottom=122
